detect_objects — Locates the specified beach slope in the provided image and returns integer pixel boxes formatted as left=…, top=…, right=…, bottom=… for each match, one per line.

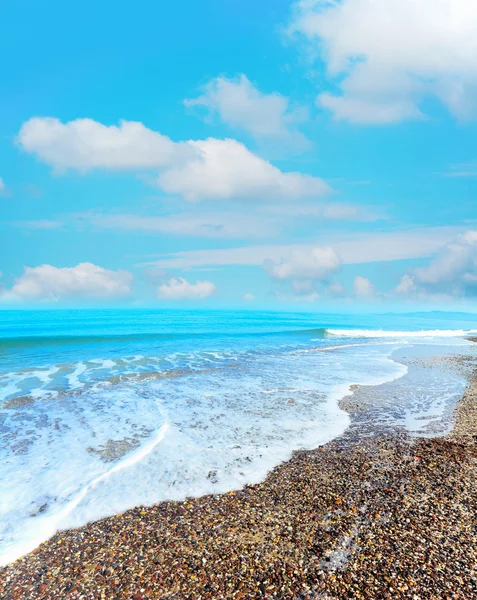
left=1, top=363, right=477, bottom=599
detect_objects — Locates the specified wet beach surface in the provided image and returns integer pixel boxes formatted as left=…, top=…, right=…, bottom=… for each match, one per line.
left=1, top=353, right=477, bottom=599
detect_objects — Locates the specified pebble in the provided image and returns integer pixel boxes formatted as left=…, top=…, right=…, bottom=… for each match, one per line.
left=1, top=358, right=477, bottom=599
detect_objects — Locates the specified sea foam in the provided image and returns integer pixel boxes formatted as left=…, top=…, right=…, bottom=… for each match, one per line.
left=0, top=310, right=475, bottom=565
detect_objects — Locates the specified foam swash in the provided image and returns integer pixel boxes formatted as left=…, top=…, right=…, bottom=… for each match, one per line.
left=0, top=310, right=475, bottom=565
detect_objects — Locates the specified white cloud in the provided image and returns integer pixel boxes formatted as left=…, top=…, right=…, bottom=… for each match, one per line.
left=353, top=275, right=375, bottom=298
left=296, top=290, right=320, bottom=302
left=243, top=292, right=256, bottom=301
left=18, top=117, right=330, bottom=201
left=289, top=0, right=477, bottom=123
left=265, top=247, right=341, bottom=295
left=1, top=263, right=133, bottom=302
left=263, top=247, right=341, bottom=302
left=77, top=200, right=371, bottom=242
left=444, top=160, right=477, bottom=178
left=319, top=93, right=422, bottom=124
left=84, top=211, right=278, bottom=239
left=258, top=201, right=379, bottom=221
left=144, top=226, right=464, bottom=270
left=396, top=231, right=477, bottom=297
left=157, top=277, right=216, bottom=300
left=184, top=74, right=309, bottom=147
left=395, top=274, right=417, bottom=295
left=0, top=177, right=6, bottom=195
left=157, top=137, right=330, bottom=201
left=326, top=281, right=347, bottom=297
left=18, top=118, right=191, bottom=171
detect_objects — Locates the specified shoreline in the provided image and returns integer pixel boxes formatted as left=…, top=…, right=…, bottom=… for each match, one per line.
left=1, top=352, right=477, bottom=598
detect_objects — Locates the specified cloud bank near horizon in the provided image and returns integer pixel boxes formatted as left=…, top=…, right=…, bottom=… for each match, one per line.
left=1, top=230, right=476, bottom=305
left=0, top=263, right=133, bottom=303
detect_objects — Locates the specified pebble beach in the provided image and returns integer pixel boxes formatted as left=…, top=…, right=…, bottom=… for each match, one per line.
left=2, top=0, right=477, bottom=596
left=1, top=353, right=477, bottom=599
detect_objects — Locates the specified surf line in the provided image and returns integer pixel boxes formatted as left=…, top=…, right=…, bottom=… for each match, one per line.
left=55, top=421, right=170, bottom=524
left=4, top=422, right=171, bottom=566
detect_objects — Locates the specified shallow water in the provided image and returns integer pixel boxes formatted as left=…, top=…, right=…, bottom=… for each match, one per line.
left=0, top=309, right=476, bottom=564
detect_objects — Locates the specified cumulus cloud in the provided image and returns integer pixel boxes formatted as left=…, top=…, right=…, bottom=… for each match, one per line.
left=157, top=277, right=216, bottom=300
left=157, top=138, right=329, bottom=201
left=17, top=117, right=330, bottom=201
left=1, top=263, right=133, bottom=302
left=353, top=275, right=375, bottom=298
left=265, top=246, right=341, bottom=297
left=17, top=118, right=191, bottom=171
left=243, top=292, right=256, bottom=301
left=396, top=231, right=477, bottom=297
left=265, top=247, right=342, bottom=281
left=326, top=281, right=347, bottom=297
left=395, top=274, right=417, bottom=295
left=184, top=74, right=309, bottom=147
left=289, top=0, right=477, bottom=123
left=0, top=177, right=6, bottom=195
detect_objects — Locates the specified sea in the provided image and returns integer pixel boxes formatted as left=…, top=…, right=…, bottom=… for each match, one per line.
left=1, top=309, right=476, bottom=565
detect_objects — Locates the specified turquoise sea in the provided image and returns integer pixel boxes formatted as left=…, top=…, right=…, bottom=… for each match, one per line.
left=1, top=309, right=476, bottom=564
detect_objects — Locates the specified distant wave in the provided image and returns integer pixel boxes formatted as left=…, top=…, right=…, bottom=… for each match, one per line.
left=327, top=328, right=477, bottom=338
left=3, top=326, right=474, bottom=351
left=282, top=327, right=327, bottom=337
left=0, top=327, right=330, bottom=351
left=0, top=333, right=182, bottom=351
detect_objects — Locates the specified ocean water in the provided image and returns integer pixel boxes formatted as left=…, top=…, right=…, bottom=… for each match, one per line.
left=0, top=309, right=476, bottom=565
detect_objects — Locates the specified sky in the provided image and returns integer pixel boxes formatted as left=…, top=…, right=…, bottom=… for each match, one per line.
left=1, top=0, right=477, bottom=311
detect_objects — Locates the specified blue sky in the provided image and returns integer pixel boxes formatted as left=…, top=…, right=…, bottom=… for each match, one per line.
left=1, top=0, right=477, bottom=310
